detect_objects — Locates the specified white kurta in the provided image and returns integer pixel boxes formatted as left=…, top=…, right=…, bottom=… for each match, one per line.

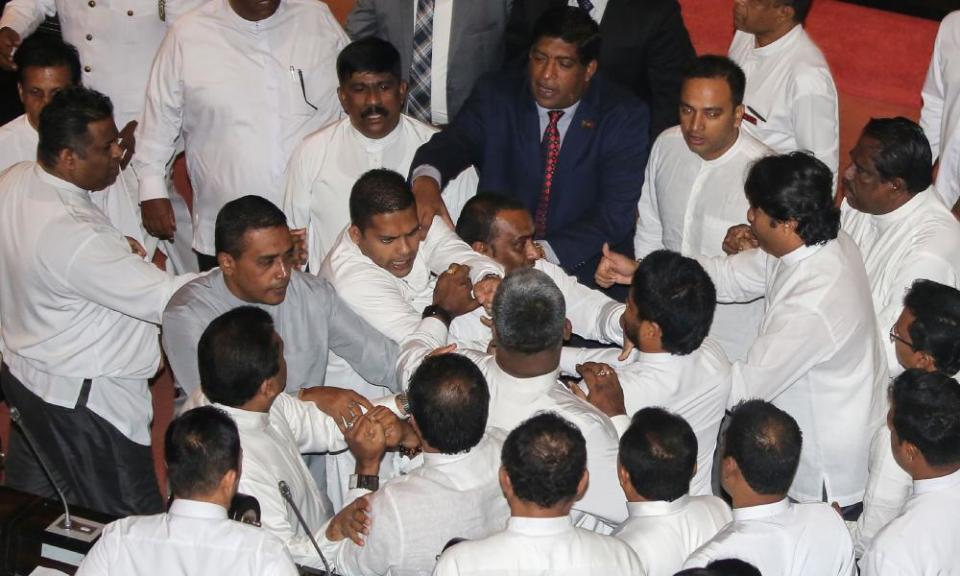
left=319, top=430, right=510, bottom=576
left=135, top=0, right=348, bottom=255
left=614, top=496, right=732, bottom=576
left=861, top=467, right=960, bottom=575
left=75, top=499, right=299, bottom=576
left=849, top=424, right=912, bottom=558
left=634, top=127, right=770, bottom=361
left=698, top=234, right=888, bottom=505
left=433, top=516, right=644, bottom=576
left=282, top=114, right=478, bottom=272
left=0, top=163, right=194, bottom=444
left=921, top=10, right=960, bottom=209
left=841, top=191, right=960, bottom=375
left=560, top=339, right=732, bottom=497
left=729, top=25, right=839, bottom=177
left=683, top=498, right=856, bottom=576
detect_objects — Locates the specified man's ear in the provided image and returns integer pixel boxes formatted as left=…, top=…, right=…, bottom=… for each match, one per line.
left=584, top=59, right=599, bottom=84
left=57, top=147, right=76, bottom=172
left=574, top=469, right=590, bottom=502
left=563, top=318, right=573, bottom=341
left=498, top=466, right=514, bottom=499
left=348, top=224, right=362, bottom=245
left=616, top=460, right=631, bottom=490
left=913, top=351, right=937, bottom=373
left=398, top=80, right=409, bottom=102
left=221, top=468, right=239, bottom=495
left=336, top=86, right=347, bottom=110
left=472, top=240, right=492, bottom=256
left=218, top=252, right=234, bottom=275
left=888, top=176, right=909, bottom=196
left=733, top=103, right=745, bottom=127
left=722, top=455, right=740, bottom=482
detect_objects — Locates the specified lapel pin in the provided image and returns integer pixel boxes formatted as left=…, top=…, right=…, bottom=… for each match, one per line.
left=581, top=119, right=595, bottom=129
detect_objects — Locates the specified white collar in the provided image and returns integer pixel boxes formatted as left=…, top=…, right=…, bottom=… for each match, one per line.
left=700, top=129, right=746, bottom=168
left=507, top=515, right=573, bottom=536
left=870, top=188, right=933, bottom=232
left=634, top=350, right=685, bottom=367
left=214, top=402, right=271, bottom=431
left=535, top=100, right=581, bottom=121
left=779, top=241, right=825, bottom=267
left=489, top=361, right=561, bottom=398
left=35, top=163, right=89, bottom=196
left=626, top=495, right=691, bottom=518
left=349, top=115, right=405, bottom=152
left=913, top=467, right=960, bottom=496
left=732, top=497, right=790, bottom=521
left=168, top=499, right=229, bottom=520
left=750, top=24, right=803, bottom=56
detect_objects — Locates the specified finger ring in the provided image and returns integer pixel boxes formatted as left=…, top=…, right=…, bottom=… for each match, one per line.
left=597, top=369, right=609, bottom=377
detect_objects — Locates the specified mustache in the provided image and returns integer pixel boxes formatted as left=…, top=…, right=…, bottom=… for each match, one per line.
left=361, top=105, right=389, bottom=119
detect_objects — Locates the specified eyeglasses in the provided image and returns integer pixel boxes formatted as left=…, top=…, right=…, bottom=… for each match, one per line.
left=889, top=326, right=915, bottom=350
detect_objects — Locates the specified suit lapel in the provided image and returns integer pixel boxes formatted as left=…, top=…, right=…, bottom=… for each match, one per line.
left=554, top=80, right=600, bottom=187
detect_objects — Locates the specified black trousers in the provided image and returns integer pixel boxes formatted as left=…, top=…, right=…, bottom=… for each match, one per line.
left=1, top=364, right=163, bottom=516
left=195, top=251, right=218, bottom=272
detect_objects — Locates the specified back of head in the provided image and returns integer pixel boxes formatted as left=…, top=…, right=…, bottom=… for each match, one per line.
left=349, top=168, right=414, bottom=231
left=890, top=369, right=960, bottom=467
left=861, top=117, right=933, bottom=194
left=630, top=250, right=716, bottom=355
left=492, top=268, right=566, bottom=354
left=745, top=152, right=840, bottom=246
left=14, top=35, right=82, bottom=86
left=502, top=412, right=587, bottom=508
left=214, top=195, right=288, bottom=258
left=683, top=55, right=746, bottom=107
left=198, top=306, right=281, bottom=407
left=724, top=399, right=802, bottom=495
left=37, top=86, right=113, bottom=167
left=336, top=37, right=402, bottom=84
left=904, top=279, right=960, bottom=376
left=165, top=406, right=241, bottom=500
left=456, top=193, right=527, bottom=246
left=531, top=6, right=601, bottom=65
left=408, top=353, right=490, bottom=454
left=781, top=0, right=813, bottom=24
left=675, top=559, right=763, bottom=576
left=619, top=407, right=698, bottom=502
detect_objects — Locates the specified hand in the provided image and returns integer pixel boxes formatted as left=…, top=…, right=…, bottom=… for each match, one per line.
left=595, top=243, right=637, bottom=288
left=831, top=501, right=843, bottom=518
left=345, top=412, right=387, bottom=475
left=722, top=224, right=758, bottom=255
left=141, top=198, right=176, bottom=241
left=118, top=120, right=137, bottom=169
left=472, top=275, right=501, bottom=312
left=290, top=227, right=308, bottom=268
left=0, top=28, right=21, bottom=71
left=575, top=362, right=626, bottom=418
left=125, top=236, right=147, bottom=258
left=298, top=386, right=374, bottom=433
left=411, top=175, right=453, bottom=239
left=325, top=496, right=372, bottom=546
left=433, top=263, right=480, bottom=317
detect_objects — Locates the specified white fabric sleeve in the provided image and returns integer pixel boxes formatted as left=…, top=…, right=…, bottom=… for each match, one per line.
left=0, top=0, right=53, bottom=37
left=634, top=137, right=666, bottom=259
left=421, top=215, right=504, bottom=284
left=696, top=248, right=768, bottom=304
left=920, top=21, right=946, bottom=156
left=272, top=392, right=347, bottom=453
left=540, top=259, right=625, bottom=344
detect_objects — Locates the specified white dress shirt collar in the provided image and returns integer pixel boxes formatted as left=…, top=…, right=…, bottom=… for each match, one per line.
left=633, top=350, right=683, bottom=366
left=732, top=497, right=790, bottom=521
left=422, top=447, right=476, bottom=468
left=35, top=164, right=88, bottom=196
left=489, top=361, right=561, bottom=400
left=215, top=402, right=271, bottom=431
left=350, top=118, right=404, bottom=152
left=626, top=495, right=691, bottom=518
left=779, top=241, right=824, bottom=267
left=702, top=129, right=747, bottom=168
left=913, top=466, right=960, bottom=496
left=751, top=24, right=804, bottom=55
left=869, top=188, right=932, bottom=233
left=168, top=498, right=230, bottom=520
left=507, top=515, right=574, bottom=536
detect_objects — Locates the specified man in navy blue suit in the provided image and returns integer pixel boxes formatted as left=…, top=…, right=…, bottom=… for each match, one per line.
left=409, top=6, right=650, bottom=287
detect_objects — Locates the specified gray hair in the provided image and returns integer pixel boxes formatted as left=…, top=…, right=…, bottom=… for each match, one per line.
left=492, top=268, right=566, bottom=354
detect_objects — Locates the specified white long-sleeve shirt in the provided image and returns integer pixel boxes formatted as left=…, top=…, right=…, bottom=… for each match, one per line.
left=729, top=25, right=839, bottom=177
left=614, top=496, right=732, bottom=576
left=560, top=339, right=732, bottom=497
left=634, top=127, right=770, bottom=361
left=318, top=430, right=510, bottom=576
left=841, top=191, right=960, bottom=375
left=861, top=467, right=960, bottom=575
left=282, top=115, right=479, bottom=272
left=75, top=499, right=298, bottom=576
left=921, top=10, right=960, bottom=209
left=433, top=516, right=644, bottom=576
left=0, top=163, right=194, bottom=444
left=683, top=498, right=856, bottom=576
left=134, top=0, right=348, bottom=255
left=698, top=234, right=888, bottom=505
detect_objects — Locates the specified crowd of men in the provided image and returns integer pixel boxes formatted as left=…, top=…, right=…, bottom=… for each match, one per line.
left=0, top=0, right=958, bottom=574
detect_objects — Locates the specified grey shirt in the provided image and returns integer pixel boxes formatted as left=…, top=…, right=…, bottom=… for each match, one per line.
left=162, top=269, right=400, bottom=396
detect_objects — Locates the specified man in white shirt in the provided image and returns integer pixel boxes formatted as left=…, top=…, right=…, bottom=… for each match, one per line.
left=921, top=10, right=960, bottom=211
left=76, top=406, right=299, bottom=576
left=283, top=37, right=477, bottom=272
left=684, top=400, right=856, bottom=575
left=697, top=152, right=888, bottom=508
left=614, top=408, right=732, bottom=576
left=840, top=117, right=960, bottom=375
left=564, top=250, right=731, bottom=496
left=319, top=353, right=510, bottom=575
left=861, top=370, right=960, bottom=575
left=728, top=0, right=839, bottom=177
left=135, top=0, right=348, bottom=270
left=434, top=412, right=644, bottom=575
left=0, top=87, right=195, bottom=516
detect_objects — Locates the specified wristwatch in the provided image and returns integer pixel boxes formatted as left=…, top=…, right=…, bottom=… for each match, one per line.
left=349, top=474, right=379, bottom=491
left=422, top=304, right=453, bottom=327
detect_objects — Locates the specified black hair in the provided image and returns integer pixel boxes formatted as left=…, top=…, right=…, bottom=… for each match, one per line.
left=456, top=193, right=528, bottom=246
left=904, top=280, right=960, bottom=375
left=619, top=407, right=698, bottom=502
left=890, top=369, right=960, bottom=467
left=349, top=168, right=415, bottom=231
left=165, top=406, right=241, bottom=499
left=14, top=35, right=82, bottom=86
left=407, top=353, right=490, bottom=454
left=779, top=0, right=813, bottom=23
left=630, top=250, right=716, bottom=355
left=214, top=195, right=288, bottom=258
left=198, top=306, right=281, bottom=407
left=861, top=117, right=933, bottom=194
left=531, top=6, right=601, bottom=65
left=336, top=37, right=402, bottom=84
left=723, top=399, right=802, bottom=495
left=36, top=86, right=112, bottom=167
left=744, top=152, right=840, bottom=246
left=675, top=559, right=763, bottom=576
left=502, top=412, right=586, bottom=508
left=683, top=55, right=746, bottom=107
left=492, top=268, right=566, bottom=354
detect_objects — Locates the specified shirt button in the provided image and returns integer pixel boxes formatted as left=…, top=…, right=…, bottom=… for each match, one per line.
left=127, top=9, right=134, bottom=15
left=85, top=34, right=93, bottom=40
left=84, top=65, right=92, bottom=72
left=88, top=0, right=95, bottom=6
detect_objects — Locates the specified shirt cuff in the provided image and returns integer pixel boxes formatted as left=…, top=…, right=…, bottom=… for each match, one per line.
left=411, top=165, right=442, bottom=188
left=538, top=241, right=561, bottom=265
left=610, top=414, right=631, bottom=438
left=600, top=303, right=626, bottom=346
left=137, top=172, right=170, bottom=202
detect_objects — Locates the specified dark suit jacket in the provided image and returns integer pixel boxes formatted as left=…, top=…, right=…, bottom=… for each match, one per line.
left=505, top=0, right=696, bottom=136
left=412, top=69, right=650, bottom=283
